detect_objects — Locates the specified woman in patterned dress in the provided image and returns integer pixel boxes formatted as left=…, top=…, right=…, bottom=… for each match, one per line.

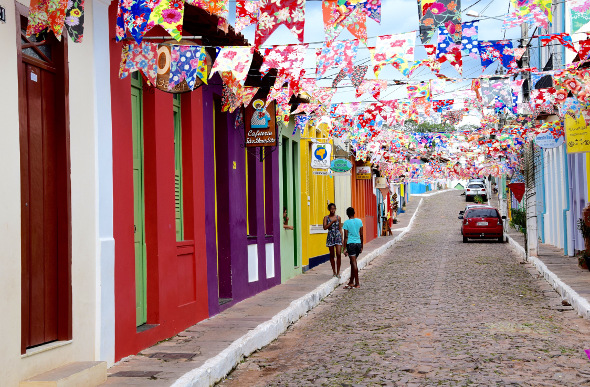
left=323, top=203, right=343, bottom=278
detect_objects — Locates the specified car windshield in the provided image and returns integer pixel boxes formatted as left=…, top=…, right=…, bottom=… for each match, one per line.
left=466, top=209, right=499, bottom=218
left=468, top=184, right=484, bottom=189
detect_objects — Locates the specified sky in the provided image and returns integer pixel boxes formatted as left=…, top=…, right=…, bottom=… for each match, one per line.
left=224, top=0, right=523, bottom=105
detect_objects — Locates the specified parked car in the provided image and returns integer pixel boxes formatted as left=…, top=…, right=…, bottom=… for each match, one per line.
left=465, top=182, right=487, bottom=202
left=459, top=206, right=506, bottom=243
left=459, top=204, right=488, bottom=233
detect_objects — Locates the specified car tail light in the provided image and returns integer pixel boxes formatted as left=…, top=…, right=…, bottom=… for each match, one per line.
left=481, top=188, right=486, bottom=191
left=467, top=189, right=471, bottom=191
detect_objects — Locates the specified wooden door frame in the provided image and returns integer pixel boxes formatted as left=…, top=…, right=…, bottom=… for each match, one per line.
left=16, top=1, right=72, bottom=353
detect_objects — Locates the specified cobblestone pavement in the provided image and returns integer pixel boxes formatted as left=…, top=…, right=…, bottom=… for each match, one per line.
left=218, top=191, right=590, bottom=386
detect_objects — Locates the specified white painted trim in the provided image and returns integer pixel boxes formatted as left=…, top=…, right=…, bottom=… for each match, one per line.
left=21, top=341, right=73, bottom=358
left=92, top=0, right=115, bottom=366
left=170, top=198, right=425, bottom=387
left=247, top=244, right=258, bottom=283
left=309, top=225, right=328, bottom=234
left=265, top=243, right=275, bottom=279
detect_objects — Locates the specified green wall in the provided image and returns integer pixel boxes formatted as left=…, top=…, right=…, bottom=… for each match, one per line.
left=279, top=119, right=302, bottom=282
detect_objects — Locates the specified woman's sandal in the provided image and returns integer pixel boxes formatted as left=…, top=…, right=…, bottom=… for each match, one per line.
left=352, top=284, right=361, bottom=289
left=343, top=284, right=353, bottom=289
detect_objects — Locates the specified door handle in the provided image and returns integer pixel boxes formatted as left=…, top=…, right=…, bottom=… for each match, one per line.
left=134, top=225, right=137, bottom=233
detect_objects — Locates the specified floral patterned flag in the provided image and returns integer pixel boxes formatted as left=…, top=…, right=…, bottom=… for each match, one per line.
left=119, top=42, right=159, bottom=86
left=503, top=5, right=549, bottom=30
left=316, top=40, right=360, bottom=80
left=255, top=0, right=305, bottom=48
left=322, top=0, right=368, bottom=44
left=407, top=82, right=430, bottom=100
left=430, top=79, right=445, bottom=96
left=147, top=0, right=185, bottom=41
left=479, top=40, right=517, bottom=71
left=222, top=76, right=259, bottom=112
left=370, top=32, right=416, bottom=77
left=235, top=0, right=260, bottom=32
left=210, top=46, right=255, bottom=87
left=461, top=21, right=478, bottom=58
left=432, top=99, right=454, bottom=112
left=295, top=115, right=311, bottom=135
left=332, top=65, right=368, bottom=88
left=409, top=44, right=441, bottom=75
left=356, top=79, right=388, bottom=99
left=115, top=0, right=152, bottom=43
left=28, top=0, right=86, bottom=42
left=571, top=6, right=590, bottom=34
left=539, top=33, right=577, bottom=53
left=436, top=26, right=462, bottom=74
left=513, top=47, right=526, bottom=60
left=260, top=44, right=308, bottom=79
left=169, top=45, right=208, bottom=90
left=312, top=87, right=337, bottom=105
left=292, top=103, right=321, bottom=115
left=417, top=0, right=461, bottom=44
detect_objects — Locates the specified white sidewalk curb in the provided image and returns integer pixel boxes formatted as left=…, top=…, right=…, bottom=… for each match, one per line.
left=171, top=198, right=426, bottom=387
left=506, top=234, right=590, bottom=321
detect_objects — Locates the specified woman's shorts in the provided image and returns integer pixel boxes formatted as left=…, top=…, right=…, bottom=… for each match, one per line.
left=347, top=243, right=362, bottom=257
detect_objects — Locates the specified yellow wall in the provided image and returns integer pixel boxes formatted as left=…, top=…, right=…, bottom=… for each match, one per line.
left=300, top=123, right=335, bottom=267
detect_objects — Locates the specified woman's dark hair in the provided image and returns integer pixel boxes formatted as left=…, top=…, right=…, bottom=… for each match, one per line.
left=346, top=207, right=355, bottom=217
left=283, top=207, right=287, bottom=212
left=327, top=203, right=336, bottom=210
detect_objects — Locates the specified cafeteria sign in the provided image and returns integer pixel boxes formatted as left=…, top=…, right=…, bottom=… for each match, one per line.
left=245, top=100, right=277, bottom=147
left=356, top=164, right=371, bottom=180
left=565, top=114, right=590, bottom=153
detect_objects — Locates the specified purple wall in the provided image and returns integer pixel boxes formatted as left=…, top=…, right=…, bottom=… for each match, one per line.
left=202, top=76, right=281, bottom=316
left=569, top=153, right=587, bottom=252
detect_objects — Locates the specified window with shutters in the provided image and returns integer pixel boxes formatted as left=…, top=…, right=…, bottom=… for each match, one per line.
left=173, top=94, right=184, bottom=241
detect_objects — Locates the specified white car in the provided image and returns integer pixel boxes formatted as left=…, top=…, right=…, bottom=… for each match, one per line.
left=465, top=182, right=487, bottom=202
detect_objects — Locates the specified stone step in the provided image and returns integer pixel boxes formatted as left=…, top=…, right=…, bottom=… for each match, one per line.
left=21, top=361, right=107, bottom=387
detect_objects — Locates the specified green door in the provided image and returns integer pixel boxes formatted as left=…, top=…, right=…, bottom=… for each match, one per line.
left=173, top=94, right=184, bottom=241
left=131, top=73, right=147, bottom=326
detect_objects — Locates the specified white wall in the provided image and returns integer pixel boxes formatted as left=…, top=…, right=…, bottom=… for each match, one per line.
left=0, top=1, right=104, bottom=384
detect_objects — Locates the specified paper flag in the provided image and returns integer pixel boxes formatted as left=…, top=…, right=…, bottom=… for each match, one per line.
left=370, top=32, right=416, bottom=77
left=316, top=40, right=360, bottom=80
left=418, top=0, right=462, bottom=44
left=255, top=0, right=305, bottom=48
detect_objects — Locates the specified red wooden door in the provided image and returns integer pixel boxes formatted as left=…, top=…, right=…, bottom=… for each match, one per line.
left=17, top=7, right=71, bottom=352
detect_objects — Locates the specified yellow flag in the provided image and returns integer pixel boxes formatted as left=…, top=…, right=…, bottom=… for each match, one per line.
left=565, top=115, right=590, bottom=153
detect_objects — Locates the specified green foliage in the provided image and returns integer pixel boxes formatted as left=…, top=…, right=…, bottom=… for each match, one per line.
left=401, top=120, right=455, bottom=133
left=509, top=208, right=527, bottom=234
left=473, top=195, right=484, bottom=204
left=577, top=218, right=590, bottom=239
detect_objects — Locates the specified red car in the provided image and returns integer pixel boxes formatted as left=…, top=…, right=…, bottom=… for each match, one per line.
left=459, top=206, right=506, bottom=243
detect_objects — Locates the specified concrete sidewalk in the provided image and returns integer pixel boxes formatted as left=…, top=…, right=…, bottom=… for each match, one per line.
left=101, top=192, right=435, bottom=387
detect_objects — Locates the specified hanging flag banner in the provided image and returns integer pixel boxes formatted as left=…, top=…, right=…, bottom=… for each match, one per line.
left=316, top=40, right=360, bottom=79
left=417, top=0, right=462, bottom=44
left=235, top=0, right=260, bottom=32
left=311, top=143, right=333, bottom=169
left=245, top=99, right=277, bottom=147
left=565, top=114, right=590, bottom=153
left=461, top=21, right=479, bottom=58
left=370, top=32, right=416, bottom=77
left=255, top=0, right=306, bottom=47
left=322, top=0, right=368, bottom=43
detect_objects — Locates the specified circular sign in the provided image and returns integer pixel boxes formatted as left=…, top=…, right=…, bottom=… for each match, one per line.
left=314, top=146, right=328, bottom=161
left=535, top=131, right=564, bottom=149
left=156, top=40, right=212, bottom=94
left=330, top=158, right=353, bottom=173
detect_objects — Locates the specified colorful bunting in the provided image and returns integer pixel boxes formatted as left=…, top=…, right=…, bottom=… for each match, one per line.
left=316, top=40, right=360, bottom=80
left=433, top=99, right=454, bottom=112
left=356, top=80, right=388, bottom=99
left=332, top=65, right=368, bottom=89
left=417, top=0, right=462, bottom=44
left=461, top=21, right=478, bottom=58
left=235, top=0, right=260, bottom=32
left=295, top=115, right=311, bottom=135
left=370, top=32, right=416, bottom=77
left=119, top=42, right=158, bottom=86
left=322, top=0, right=368, bottom=44
left=255, top=0, right=305, bottom=48
left=188, top=0, right=230, bottom=31
left=210, top=46, right=255, bottom=88
left=479, top=40, right=517, bottom=71
left=260, top=44, right=308, bottom=79
left=409, top=44, right=441, bottom=75
left=407, top=82, right=430, bottom=100
left=147, top=0, right=185, bottom=42
left=539, top=33, right=576, bottom=53
left=169, top=45, right=208, bottom=90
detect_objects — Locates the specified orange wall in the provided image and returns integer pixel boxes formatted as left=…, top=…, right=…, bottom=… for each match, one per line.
left=350, top=162, right=377, bottom=243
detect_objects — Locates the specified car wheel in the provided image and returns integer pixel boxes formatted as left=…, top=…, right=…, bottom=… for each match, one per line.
left=497, top=236, right=503, bottom=243
left=463, top=236, right=468, bottom=243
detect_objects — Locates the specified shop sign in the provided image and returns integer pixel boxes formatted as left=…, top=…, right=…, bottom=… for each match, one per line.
left=245, top=100, right=277, bottom=147
left=313, top=171, right=329, bottom=175
left=156, top=41, right=212, bottom=93
left=330, top=158, right=352, bottom=173
left=565, top=115, right=590, bottom=153
left=311, top=143, right=332, bottom=169
left=356, top=165, right=371, bottom=180
left=375, top=177, right=388, bottom=189
left=535, top=131, right=564, bottom=149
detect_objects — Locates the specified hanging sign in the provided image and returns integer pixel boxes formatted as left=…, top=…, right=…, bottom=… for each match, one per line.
left=330, top=158, right=352, bottom=173
left=156, top=41, right=212, bottom=94
left=356, top=164, right=372, bottom=180
left=565, top=115, right=590, bottom=153
left=311, top=143, right=332, bottom=169
left=375, top=177, right=388, bottom=189
left=535, top=131, right=564, bottom=149
left=245, top=100, right=277, bottom=147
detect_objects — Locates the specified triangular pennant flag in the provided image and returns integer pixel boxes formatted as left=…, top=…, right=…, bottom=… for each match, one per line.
left=119, top=42, right=158, bottom=86
left=539, top=33, right=577, bottom=53
left=316, top=40, right=360, bottom=80
left=27, top=0, right=69, bottom=41
left=370, top=32, right=416, bottom=77
left=407, top=82, right=430, bottom=100
left=356, top=80, right=388, bottom=99
left=461, top=21, right=478, bottom=58
left=260, top=44, right=308, bottom=79
left=322, top=0, right=368, bottom=44
left=255, top=0, right=305, bottom=48
left=188, top=0, right=230, bottom=31
left=436, top=26, right=462, bottom=75
left=332, top=65, right=368, bottom=88
left=147, top=0, right=185, bottom=41
left=409, top=44, right=441, bottom=75
left=235, top=0, right=260, bottom=32
left=479, top=40, right=517, bottom=71
left=210, top=46, right=255, bottom=87
left=418, top=0, right=462, bottom=44
left=169, top=45, right=208, bottom=90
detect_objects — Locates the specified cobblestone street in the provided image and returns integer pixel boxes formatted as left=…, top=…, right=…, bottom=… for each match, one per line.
left=219, top=191, right=590, bottom=386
